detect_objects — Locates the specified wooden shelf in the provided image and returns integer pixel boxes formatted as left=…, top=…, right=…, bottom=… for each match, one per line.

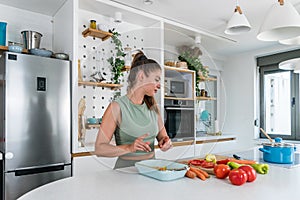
left=72, top=151, right=95, bottom=158
left=164, top=96, right=194, bottom=101
left=196, top=96, right=217, bottom=101
left=86, top=124, right=100, bottom=129
left=198, top=76, right=217, bottom=82
left=195, top=137, right=235, bottom=144
left=82, top=28, right=113, bottom=41
left=164, top=66, right=194, bottom=73
left=0, top=45, right=28, bottom=53
left=78, top=81, right=122, bottom=89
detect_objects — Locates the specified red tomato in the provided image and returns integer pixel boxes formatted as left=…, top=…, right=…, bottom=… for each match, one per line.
left=239, top=165, right=257, bottom=182
left=229, top=169, right=248, bottom=186
left=214, top=164, right=231, bottom=179
left=188, top=159, right=205, bottom=166
left=200, top=161, right=215, bottom=168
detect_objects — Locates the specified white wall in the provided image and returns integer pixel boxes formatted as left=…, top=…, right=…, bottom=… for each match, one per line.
left=0, top=4, right=53, bottom=49
left=220, top=52, right=256, bottom=150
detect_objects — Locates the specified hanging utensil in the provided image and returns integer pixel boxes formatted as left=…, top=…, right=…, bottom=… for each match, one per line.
left=260, top=128, right=273, bottom=143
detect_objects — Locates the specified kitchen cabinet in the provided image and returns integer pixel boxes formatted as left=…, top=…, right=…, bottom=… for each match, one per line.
left=196, top=74, right=219, bottom=135
left=196, top=76, right=217, bottom=101
left=164, top=66, right=196, bottom=100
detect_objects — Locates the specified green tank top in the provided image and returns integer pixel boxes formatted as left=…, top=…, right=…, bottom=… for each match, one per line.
left=114, top=95, right=158, bottom=157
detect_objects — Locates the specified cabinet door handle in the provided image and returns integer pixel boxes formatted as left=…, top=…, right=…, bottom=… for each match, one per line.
left=292, top=97, right=296, bottom=108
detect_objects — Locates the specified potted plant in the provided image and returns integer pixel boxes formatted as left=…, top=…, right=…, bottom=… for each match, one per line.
left=107, top=29, right=126, bottom=84
left=178, top=46, right=208, bottom=95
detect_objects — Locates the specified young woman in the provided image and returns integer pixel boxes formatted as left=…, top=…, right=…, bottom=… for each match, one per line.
left=94, top=51, right=172, bottom=169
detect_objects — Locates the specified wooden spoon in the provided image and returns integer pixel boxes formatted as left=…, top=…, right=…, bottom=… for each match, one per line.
left=260, top=128, right=273, bottom=143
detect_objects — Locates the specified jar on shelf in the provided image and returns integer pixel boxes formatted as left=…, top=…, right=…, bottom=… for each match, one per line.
left=200, top=89, right=206, bottom=97
left=90, top=20, right=96, bottom=29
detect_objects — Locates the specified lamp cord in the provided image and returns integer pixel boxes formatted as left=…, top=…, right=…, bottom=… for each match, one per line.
left=235, top=0, right=242, bottom=14
left=279, top=0, right=284, bottom=6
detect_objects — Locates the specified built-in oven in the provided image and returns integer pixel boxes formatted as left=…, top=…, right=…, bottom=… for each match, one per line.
left=164, top=99, right=195, bottom=141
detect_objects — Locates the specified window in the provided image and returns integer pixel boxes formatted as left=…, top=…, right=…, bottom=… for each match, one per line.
left=259, top=65, right=300, bottom=140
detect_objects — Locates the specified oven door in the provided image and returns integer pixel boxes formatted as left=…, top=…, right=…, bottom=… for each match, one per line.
left=164, top=107, right=195, bottom=141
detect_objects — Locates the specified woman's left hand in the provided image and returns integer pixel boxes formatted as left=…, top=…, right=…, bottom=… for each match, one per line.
left=158, top=136, right=172, bottom=151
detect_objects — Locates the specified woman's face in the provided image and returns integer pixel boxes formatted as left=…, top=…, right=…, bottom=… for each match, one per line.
left=140, top=69, right=161, bottom=96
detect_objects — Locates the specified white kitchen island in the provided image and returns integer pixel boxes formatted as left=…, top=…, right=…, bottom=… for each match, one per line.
left=18, top=148, right=300, bottom=200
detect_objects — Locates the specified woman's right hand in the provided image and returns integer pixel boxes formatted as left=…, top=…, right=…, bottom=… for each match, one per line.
left=129, top=133, right=151, bottom=152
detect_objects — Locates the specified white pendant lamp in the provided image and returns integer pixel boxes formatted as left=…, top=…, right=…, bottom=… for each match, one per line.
left=279, top=36, right=300, bottom=45
left=257, top=0, right=300, bottom=41
left=225, top=2, right=251, bottom=35
left=278, top=57, right=300, bottom=73
left=293, top=65, right=300, bottom=73
left=278, top=58, right=300, bottom=70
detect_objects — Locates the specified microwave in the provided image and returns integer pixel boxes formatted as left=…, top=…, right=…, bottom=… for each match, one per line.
left=164, top=77, right=189, bottom=98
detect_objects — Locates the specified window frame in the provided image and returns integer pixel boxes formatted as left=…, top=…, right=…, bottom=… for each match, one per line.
left=259, top=64, right=300, bottom=140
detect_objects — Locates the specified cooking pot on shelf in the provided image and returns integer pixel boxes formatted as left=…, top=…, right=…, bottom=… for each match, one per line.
left=259, top=137, right=296, bottom=164
left=21, top=30, right=42, bottom=49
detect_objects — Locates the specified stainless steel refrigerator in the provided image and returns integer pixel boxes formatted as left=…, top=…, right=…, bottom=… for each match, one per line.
left=0, top=52, right=72, bottom=200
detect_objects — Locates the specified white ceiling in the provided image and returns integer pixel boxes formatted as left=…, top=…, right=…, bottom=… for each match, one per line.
left=2, top=0, right=300, bottom=58
left=0, top=0, right=66, bottom=16
left=109, top=0, right=300, bottom=57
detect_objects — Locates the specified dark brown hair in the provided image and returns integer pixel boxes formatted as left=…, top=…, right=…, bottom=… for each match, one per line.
left=127, top=51, right=161, bottom=113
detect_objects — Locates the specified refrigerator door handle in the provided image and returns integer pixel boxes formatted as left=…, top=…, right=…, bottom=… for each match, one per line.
left=13, top=163, right=68, bottom=176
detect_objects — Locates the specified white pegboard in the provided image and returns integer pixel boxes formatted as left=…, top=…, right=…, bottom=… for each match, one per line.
left=77, top=10, right=148, bottom=148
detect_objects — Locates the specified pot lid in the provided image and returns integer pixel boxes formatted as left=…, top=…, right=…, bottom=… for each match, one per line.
left=262, top=142, right=294, bottom=147
left=262, top=137, right=295, bottom=147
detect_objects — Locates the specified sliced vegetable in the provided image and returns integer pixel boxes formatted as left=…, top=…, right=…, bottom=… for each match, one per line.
left=200, top=161, right=215, bottom=168
left=216, top=158, right=230, bottom=165
left=251, top=163, right=269, bottom=174
left=188, top=159, right=205, bottom=166
left=205, top=154, right=217, bottom=163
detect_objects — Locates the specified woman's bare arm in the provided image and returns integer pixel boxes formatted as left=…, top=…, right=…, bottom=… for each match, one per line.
left=156, top=113, right=172, bottom=151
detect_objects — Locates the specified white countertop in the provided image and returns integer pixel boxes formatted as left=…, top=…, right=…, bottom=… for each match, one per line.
left=18, top=148, right=300, bottom=200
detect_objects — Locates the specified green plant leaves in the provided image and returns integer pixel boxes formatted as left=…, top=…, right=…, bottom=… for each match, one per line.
left=107, top=29, right=126, bottom=84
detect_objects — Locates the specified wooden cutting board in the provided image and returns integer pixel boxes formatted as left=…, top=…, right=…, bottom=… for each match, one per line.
left=179, top=155, right=232, bottom=175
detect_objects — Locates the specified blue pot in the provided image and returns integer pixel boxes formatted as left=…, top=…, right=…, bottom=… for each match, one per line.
left=259, top=138, right=296, bottom=164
